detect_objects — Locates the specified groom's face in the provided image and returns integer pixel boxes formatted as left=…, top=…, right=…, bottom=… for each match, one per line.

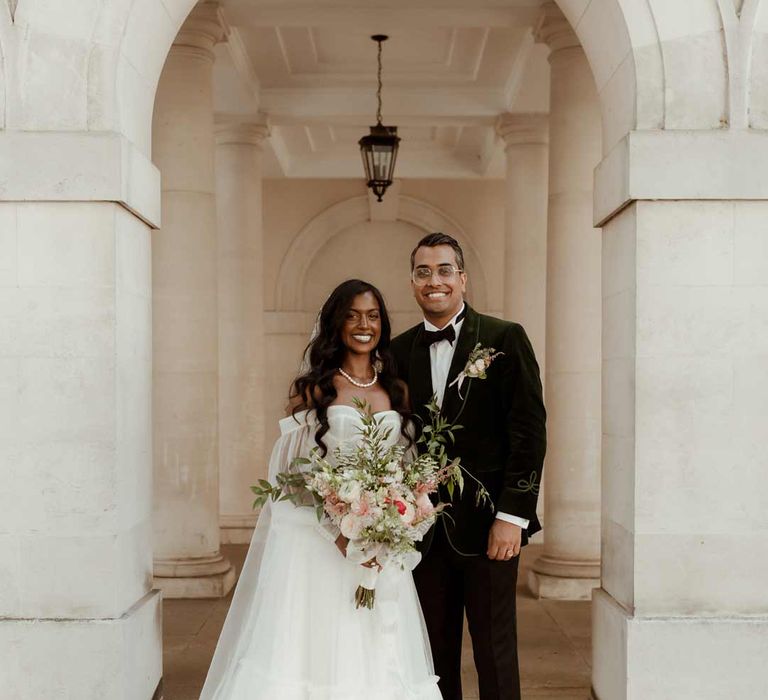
left=411, top=244, right=466, bottom=324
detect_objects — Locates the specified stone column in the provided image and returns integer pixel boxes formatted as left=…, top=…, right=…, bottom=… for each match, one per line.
left=496, top=113, right=549, bottom=371
left=594, top=138, right=768, bottom=699
left=0, top=131, right=162, bottom=697
left=215, top=121, right=269, bottom=544
left=528, top=3, right=602, bottom=600
left=151, top=2, right=235, bottom=598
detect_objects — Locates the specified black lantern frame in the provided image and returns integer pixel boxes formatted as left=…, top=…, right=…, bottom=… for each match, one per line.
left=359, top=35, right=400, bottom=202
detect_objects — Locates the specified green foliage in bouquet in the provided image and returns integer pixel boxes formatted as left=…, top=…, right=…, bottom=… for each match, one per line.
left=418, top=396, right=493, bottom=509
left=250, top=396, right=493, bottom=516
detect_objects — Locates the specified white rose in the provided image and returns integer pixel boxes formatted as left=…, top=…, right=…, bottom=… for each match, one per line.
left=473, top=359, right=487, bottom=372
left=340, top=513, right=364, bottom=539
left=466, top=365, right=481, bottom=378
left=338, top=480, right=362, bottom=504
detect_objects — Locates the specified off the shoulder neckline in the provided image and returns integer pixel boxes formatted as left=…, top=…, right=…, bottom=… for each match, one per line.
left=327, top=404, right=399, bottom=417
left=290, top=405, right=399, bottom=418
left=279, top=405, right=400, bottom=435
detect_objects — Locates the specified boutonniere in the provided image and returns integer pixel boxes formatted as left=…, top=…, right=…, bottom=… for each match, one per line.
left=448, top=342, right=504, bottom=398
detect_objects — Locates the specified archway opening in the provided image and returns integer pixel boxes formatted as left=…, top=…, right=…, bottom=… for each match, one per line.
left=141, top=1, right=634, bottom=698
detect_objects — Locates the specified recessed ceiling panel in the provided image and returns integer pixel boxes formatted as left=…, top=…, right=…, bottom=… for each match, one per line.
left=218, top=0, right=547, bottom=179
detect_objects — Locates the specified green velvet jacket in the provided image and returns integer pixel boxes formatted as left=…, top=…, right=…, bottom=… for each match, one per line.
left=390, top=304, right=546, bottom=556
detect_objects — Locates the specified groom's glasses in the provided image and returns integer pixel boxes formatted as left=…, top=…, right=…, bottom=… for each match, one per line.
left=412, top=265, right=464, bottom=286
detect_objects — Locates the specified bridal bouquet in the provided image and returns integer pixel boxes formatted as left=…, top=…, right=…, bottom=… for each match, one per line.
left=251, top=398, right=492, bottom=609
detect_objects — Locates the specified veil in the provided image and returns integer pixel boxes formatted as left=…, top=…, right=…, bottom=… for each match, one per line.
left=199, top=310, right=327, bottom=699
left=199, top=413, right=332, bottom=698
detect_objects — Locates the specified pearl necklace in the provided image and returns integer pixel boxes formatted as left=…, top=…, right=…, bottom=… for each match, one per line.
left=338, top=366, right=378, bottom=388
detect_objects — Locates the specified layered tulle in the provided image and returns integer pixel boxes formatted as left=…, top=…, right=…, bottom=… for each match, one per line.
left=200, top=407, right=441, bottom=700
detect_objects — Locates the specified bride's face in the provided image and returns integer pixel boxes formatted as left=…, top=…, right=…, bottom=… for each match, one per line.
left=340, top=292, right=381, bottom=355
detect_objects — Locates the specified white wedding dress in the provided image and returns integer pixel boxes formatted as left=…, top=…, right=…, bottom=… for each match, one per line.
left=200, top=405, right=442, bottom=700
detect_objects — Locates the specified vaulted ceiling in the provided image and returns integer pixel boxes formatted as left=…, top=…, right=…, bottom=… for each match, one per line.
left=213, top=0, right=550, bottom=178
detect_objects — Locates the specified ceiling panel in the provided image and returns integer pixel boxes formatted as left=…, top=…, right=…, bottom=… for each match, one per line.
left=217, top=0, right=549, bottom=179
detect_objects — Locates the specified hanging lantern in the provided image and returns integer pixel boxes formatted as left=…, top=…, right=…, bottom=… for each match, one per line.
left=359, top=35, right=400, bottom=202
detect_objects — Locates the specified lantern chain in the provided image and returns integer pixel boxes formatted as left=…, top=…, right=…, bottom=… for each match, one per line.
left=376, top=37, right=383, bottom=125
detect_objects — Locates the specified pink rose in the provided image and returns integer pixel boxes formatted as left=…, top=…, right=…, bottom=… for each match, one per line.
left=351, top=493, right=372, bottom=516
left=325, top=493, right=349, bottom=518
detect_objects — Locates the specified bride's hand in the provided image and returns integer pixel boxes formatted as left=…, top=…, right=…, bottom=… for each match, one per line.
left=335, top=534, right=349, bottom=557
left=362, top=557, right=382, bottom=571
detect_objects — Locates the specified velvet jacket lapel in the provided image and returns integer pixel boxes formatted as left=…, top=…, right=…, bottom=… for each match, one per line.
left=440, top=305, right=480, bottom=423
left=407, top=324, right=434, bottom=424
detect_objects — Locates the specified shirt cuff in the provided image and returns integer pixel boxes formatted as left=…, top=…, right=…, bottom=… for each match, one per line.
left=495, top=511, right=529, bottom=529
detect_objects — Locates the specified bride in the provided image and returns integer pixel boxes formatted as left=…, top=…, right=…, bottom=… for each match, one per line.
left=200, top=279, right=441, bottom=700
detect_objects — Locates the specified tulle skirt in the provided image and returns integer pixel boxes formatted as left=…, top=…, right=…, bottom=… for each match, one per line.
left=207, top=501, right=441, bottom=700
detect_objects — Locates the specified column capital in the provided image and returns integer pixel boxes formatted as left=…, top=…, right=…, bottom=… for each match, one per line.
left=496, top=113, right=549, bottom=148
left=172, top=1, right=227, bottom=61
left=215, top=119, right=271, bottom=147
left=534, top=1, right=580, bottom=54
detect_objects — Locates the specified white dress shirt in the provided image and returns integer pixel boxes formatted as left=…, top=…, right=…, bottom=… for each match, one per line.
left=423, top=305, right=529, bottom=530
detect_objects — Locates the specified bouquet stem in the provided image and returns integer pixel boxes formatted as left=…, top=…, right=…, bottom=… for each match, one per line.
left=355, top=585, right=376, bottom=609
left=355, top=566, right=379, bottom=609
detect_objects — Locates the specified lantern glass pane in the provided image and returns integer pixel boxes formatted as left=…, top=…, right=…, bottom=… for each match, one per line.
left=373, top=146, right=392, bottom=180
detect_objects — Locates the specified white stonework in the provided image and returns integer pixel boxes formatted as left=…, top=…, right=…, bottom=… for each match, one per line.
left=529, top=4, right=602, bottom=601
left=0, top=590, right=162, bottom=700
left=0, top=199, right=159, bottom=695
left=215, top=121, right=269, bottom=545
left=597, top=193, right=768, bottom=698
left=3, top=0, right=768, bottom=697
left=496, top=112, right=549, bottom=373
left=151, top=2, right=235, bottom=598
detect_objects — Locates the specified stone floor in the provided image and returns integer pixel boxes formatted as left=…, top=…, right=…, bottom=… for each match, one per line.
left=162, top=543, right=592, bottom=700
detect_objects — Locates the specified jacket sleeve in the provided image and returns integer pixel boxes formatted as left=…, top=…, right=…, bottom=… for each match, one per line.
left=496, top=323, right=547, bottom=522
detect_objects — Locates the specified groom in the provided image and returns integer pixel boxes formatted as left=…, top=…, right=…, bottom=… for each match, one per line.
left=391, top=232, right=546, bottom=700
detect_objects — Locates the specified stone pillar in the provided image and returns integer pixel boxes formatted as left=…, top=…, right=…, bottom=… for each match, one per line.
left=593, top=128, right=768, bottom=697
left=0, top=131, right=161, bottom=697
left=215, top=121, right=269, bottom=544
left=528, top=3, right=602, bottom=600
left=496, top=113, right=549, bottom=372
left=151, top=2, right=235, bottom=598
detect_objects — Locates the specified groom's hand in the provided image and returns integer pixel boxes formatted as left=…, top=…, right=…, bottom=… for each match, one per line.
left=487, top=520, right=522, bottom=561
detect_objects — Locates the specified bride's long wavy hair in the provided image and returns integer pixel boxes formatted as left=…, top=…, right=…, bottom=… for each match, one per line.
left=290, top=279, right=412, bottom=455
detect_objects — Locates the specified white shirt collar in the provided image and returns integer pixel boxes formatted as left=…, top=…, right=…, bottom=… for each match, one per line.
left=423, top=303, right=466, bottom=332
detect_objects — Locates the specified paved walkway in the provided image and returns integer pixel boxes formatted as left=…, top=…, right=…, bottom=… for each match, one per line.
left=162, top=544, right=592, bottom=699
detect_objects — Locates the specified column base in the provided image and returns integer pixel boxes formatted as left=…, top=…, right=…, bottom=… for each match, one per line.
left=528, top=554, right=600, bottom=600
left=592, top=588, right=768, bottom=699
left=220, top=513, right=258, bottom=545
left=0, top=590, right=162, bottom=699
left=153, top=553, right=237, bottom=599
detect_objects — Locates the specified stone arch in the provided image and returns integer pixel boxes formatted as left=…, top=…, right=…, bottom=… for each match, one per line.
left=274, top=194, right=490, bottom=312
left=5, top=0, right=755, bottom=160
left=129, top=0, right=645, bottom=157
left=112, top=0, right=199, bottom=156
left=108, top=0, right=752, bottom=162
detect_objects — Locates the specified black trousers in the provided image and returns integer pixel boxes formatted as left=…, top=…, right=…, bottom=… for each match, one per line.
left=413, top=524, right=521, bottom=700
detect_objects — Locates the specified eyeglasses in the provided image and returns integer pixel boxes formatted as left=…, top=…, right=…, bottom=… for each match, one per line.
left=411, top=265, right=464, bottom=286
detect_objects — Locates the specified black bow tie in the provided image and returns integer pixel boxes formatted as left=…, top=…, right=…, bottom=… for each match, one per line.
left=420, top=306, right=467, bottom=347
left=420, top=324, right=456, bottom=347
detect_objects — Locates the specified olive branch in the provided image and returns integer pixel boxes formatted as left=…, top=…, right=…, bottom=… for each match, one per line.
left=418, top=396, right=494, bottom=510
